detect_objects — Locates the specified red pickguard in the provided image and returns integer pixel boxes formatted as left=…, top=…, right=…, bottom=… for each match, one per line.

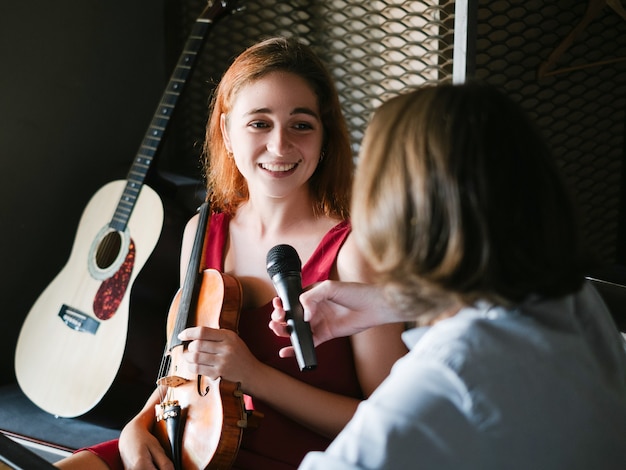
left=93, top=241, right=136, bottom=320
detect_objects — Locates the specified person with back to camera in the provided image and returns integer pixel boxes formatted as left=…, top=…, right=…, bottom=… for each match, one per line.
left=54, top=36, right=408, bottom=470
left=270, top=82, right=626, bottom=469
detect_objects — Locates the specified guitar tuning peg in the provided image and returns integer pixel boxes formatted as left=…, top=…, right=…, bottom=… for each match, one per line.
left=225, top=0, right=246, bottom=15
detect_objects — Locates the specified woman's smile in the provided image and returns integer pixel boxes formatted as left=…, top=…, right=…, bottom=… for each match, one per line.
left=222, top=70, right=323, bottom=194
left=259, top=160, right=302, bottom=174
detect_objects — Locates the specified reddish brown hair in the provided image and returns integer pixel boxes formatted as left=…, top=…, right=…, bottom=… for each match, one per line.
left=204, top=36, right=353, bottom=218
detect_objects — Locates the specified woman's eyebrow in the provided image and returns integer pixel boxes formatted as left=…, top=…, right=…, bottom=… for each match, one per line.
left=244, top=106, right=320, bottom=119
left=245, top=107, right=271, bottom=115
left=291, top=107, right=320, bottom=119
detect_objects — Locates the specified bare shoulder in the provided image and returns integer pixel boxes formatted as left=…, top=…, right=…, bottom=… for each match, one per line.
left=184, top=212, right=200, bottom=235
left=181, top=214, right=201, bottom=255
left=336, top=233, right=373, bottom=283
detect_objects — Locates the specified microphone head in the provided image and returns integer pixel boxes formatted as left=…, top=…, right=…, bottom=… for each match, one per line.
left=266, top=244, right=302, bottom=278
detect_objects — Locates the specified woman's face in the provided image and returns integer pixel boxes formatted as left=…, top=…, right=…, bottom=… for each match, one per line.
left=221, top=71, right=324, bottom=200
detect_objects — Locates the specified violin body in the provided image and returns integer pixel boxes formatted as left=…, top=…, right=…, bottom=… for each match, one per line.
left=154, top=268, right=247, bottom=469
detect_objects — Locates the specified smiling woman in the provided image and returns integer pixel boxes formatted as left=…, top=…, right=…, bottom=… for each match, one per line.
left=220, top=71, right=324, bottom=198
left=205, top=37, right=355, bottom=222
left=54, top=36, right=408, bottom=470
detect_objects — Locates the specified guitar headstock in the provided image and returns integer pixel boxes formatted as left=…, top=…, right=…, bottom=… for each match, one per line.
left=200, top=0, right=245, bottom=23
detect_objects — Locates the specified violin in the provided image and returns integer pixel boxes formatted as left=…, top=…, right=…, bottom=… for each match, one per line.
left=152, top=201, right=249, bottom=469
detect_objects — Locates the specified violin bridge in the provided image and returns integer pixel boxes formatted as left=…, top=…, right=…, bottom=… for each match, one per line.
left=157, top=375, right=190, bottom=387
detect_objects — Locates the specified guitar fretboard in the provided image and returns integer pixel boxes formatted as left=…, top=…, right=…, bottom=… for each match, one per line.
left=109, top=18, right=213, bottom=232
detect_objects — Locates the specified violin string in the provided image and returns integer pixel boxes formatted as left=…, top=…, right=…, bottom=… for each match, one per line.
left=156, top=344, right=168, bottom=403
left=155, top=202, right=209, bottom=405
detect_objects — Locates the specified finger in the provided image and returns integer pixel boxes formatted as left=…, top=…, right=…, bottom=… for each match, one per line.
left=185, top=339, right=205, bottom=353
left=178, top=326, right=218, bottom=341
left=177, top=326, right=200, bottom=341
left=271, top=296, right=285, bottom=317
left=302, top=307, right=312, bottom=322
left=268, top=319, right=289, bottom=337
left=270, top=308, right=284, bottom=321
left=278, top=346, right=295, bottom=358
left=150, top=447, right=175, bottom=470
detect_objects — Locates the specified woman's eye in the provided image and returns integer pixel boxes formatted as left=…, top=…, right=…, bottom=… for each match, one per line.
left=249, top=121, right=270, bottom=129
left=294, top=122, right=314, bottom=130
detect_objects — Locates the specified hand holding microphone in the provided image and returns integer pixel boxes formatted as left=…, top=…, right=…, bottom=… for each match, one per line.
left=266, top=244, right=317, bottom=371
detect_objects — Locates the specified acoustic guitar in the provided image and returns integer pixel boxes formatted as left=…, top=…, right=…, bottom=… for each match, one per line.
left=14, top=0, right=240, bottom=419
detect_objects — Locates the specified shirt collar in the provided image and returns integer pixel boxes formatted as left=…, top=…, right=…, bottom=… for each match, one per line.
left=401, top=301, right=506, bottom=350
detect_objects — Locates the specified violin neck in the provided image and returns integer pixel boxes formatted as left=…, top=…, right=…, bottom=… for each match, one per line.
left=170, top=202, right=211, bottom=348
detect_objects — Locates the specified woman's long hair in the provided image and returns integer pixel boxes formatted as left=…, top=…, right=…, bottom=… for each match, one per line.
left=353, top=83, right=588, bottom=318
left=204, top=36, right=353, bottom=219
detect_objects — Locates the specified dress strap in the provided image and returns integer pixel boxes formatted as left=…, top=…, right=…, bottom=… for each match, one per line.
left=203, top=212, right=230, bottom=271
left=302, top=220, right=351, bottom=286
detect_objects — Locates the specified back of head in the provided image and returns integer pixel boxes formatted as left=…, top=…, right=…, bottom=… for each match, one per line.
left=204, top=36, right=353, bottom=218
left=353, top=82, right=586, bottom=315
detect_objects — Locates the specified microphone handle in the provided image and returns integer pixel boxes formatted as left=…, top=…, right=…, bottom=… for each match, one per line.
left=286, top=303, right=317, bottom=371
left=274, top=274, right=317, bottom=371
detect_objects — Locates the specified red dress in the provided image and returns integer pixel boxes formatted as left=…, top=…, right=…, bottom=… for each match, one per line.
left=85, top=213, right=363, bottom=469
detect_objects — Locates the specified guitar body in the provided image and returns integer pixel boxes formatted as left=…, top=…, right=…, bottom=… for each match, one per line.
left=154, top=269, right=247, bottom=469
left=15, top=180, right=164, bottom=418
left=14, top=0, right=240, bottom=428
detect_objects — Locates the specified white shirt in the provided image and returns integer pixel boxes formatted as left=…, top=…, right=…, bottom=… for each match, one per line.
left=300, top=282, right=626, bottom=470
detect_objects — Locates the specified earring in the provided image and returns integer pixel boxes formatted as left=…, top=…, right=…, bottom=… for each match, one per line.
left=319, top=149, right=326, bottom=162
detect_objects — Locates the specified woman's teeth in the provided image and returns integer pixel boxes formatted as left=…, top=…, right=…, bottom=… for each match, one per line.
left=260, top=162, right=297, bottom=172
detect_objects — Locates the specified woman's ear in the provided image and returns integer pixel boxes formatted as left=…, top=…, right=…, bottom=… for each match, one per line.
left=220, top=113, right=233, bottom=153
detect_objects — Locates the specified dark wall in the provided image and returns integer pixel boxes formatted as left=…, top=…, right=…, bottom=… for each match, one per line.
left=0, top=2, right=178, bottom=386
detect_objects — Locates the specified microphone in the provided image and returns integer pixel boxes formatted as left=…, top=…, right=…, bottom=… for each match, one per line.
left=266, top=244, right=317, bottom=371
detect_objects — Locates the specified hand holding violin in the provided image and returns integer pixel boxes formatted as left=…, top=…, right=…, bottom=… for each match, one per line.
left=118, top=389, right=175, bottom=470
left=177, top=326, right=266, bottom=391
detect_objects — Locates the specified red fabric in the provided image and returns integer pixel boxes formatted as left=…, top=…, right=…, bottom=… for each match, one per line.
left=80, top=213, right=362, bottom=470
left=82, top=440, right=122, bottom=470
left=207, top=213, right=362, bottom=469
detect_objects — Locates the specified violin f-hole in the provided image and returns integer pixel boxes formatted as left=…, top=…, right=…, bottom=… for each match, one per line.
left=197, top=375, right=211, bottom=397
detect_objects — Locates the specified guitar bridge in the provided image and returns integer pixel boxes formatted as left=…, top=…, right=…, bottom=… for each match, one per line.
left=58, top=304, right=100, bottom=334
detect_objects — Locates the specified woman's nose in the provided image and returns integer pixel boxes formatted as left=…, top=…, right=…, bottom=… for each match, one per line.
left=266, top=127, right=292, bottom=156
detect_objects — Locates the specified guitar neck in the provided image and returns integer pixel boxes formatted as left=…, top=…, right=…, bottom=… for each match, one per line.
left=110, top=16, right=214, bottom=232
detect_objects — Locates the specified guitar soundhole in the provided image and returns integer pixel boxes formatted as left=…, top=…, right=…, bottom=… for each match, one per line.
left=96, top=231, right=122, bottom=269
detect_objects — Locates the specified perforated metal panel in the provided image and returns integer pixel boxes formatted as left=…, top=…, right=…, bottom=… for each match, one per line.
left=160, top=0, right=625, bottom=265
left=473, top=0, right=626, bottom=265
left=160, top=0, right=455, bottom=175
